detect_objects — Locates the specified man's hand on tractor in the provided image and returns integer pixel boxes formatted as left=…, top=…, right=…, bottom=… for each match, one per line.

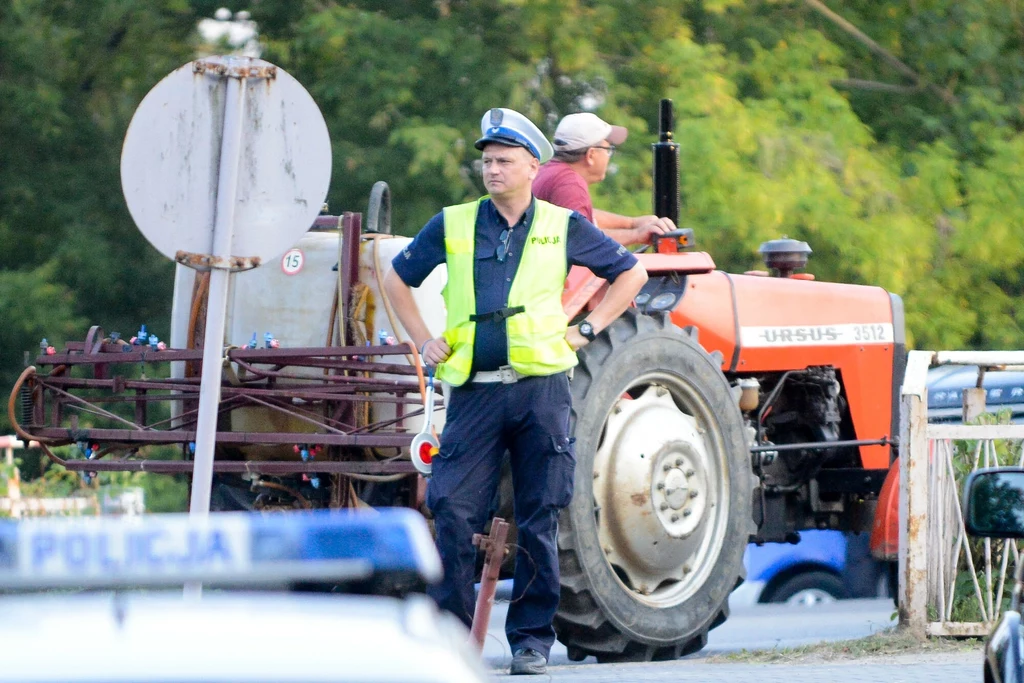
left=630, top=215, right=676, bottom=243
left=419, top=337, right=452, bottom=367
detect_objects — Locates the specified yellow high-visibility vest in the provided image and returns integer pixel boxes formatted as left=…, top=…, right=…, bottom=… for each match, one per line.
left=437, top=198, right=578, bottom=387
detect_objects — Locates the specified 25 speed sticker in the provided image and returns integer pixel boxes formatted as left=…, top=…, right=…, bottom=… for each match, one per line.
left=740, top=323, right=894, bottom=347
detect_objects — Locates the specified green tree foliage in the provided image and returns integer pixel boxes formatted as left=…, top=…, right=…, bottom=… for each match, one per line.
left=712, top=0, right=1024, bottom=348
left=0, top=265, right=84, bottom=408
left=0, top=0, right=202, bottom=434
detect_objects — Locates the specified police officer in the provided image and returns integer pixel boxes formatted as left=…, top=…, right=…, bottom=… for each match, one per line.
left=384, top=108, right=647, bottom=675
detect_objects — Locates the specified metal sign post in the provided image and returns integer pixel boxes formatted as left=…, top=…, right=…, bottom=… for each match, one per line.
left=120, top=56, right=331, bottom=531
left=189, top=69, right=246, bottom=519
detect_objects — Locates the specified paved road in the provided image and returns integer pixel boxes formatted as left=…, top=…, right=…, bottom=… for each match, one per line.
left=702, top=598, right=898, bottom=654
left=481, top=598, right=983, bottom=682
left=489, top=654, right=981, bottom=682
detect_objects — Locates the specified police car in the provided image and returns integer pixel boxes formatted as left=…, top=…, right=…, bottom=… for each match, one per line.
left=0, top=509, right=490, bottom=683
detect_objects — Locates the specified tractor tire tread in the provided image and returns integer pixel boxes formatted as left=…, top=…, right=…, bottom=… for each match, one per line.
left=554, top=309, right=752, bottom=662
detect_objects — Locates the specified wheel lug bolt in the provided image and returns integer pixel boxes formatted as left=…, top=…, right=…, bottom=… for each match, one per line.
left=659, top=503, right=668, bottom=511
left=670, top=514, right=679, bottom=522
left=656, top=482, right=665, bottom=490
left=683, top=509, right=692, bottom=517
left=675, top=457, right=683, bottom=466
left=690, top=490, right=698, bottom=498
left=685, top=469, right=695, bottom=478
left=683, top=565, right=692, bottom=574
left=663, top=464, right=672, bottom=472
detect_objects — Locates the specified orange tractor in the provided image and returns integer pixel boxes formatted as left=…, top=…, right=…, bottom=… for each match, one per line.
left=9, top=101, right=904, bottom=662
left=551, top=101, right=902, bottom=660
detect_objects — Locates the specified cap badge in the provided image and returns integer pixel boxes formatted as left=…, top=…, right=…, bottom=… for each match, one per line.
left=489, top=108, right=504, bottom=127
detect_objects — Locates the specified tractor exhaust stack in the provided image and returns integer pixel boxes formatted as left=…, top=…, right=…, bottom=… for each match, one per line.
left=652, top=98, right=680, bottom=227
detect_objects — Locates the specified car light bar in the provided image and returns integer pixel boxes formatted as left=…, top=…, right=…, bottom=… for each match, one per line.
left=0, top=508, right=441, bottom=590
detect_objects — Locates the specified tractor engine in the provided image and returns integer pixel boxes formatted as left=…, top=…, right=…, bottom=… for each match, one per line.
left=757, top=366, right=851, bottom=491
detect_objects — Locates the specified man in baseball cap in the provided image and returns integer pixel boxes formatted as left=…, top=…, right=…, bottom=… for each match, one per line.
left=553, top=112, right=629, bottom=151
left=534, top=112, right=675, bottom=245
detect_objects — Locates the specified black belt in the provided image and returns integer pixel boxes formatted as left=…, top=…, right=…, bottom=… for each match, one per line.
left=469, top=306, right=525, bottom=323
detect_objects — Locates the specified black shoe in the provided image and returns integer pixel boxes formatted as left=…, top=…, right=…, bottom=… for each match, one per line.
left=510, top=648, right=547, bottom=675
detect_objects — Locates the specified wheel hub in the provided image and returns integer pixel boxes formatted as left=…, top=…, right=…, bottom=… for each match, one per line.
left=662, top=469, right=689, bottom=509
left=652, top=446, right=707, bottom=538
left=592, top=384, right=719, bottom=599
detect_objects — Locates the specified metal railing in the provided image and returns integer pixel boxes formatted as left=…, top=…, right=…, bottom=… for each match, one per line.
left=901, top=350, right=1024, bottom=637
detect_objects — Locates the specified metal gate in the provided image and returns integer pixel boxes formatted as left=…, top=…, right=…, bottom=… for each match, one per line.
left=901, top=350, right=1024, bottom=636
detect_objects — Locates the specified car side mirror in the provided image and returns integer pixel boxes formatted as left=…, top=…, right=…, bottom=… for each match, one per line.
left=963, top=467, right=1024, bottom=538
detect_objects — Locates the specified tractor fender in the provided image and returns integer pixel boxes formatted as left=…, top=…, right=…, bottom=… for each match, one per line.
left=870, top=458, right=899, bottom=561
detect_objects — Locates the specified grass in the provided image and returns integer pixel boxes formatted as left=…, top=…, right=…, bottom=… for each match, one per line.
left=706, top=627, right=985, bottom=664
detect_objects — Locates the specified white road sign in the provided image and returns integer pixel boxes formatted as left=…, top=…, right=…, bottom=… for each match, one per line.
left=121, top=57, right=331, bottom=266
left=118, top=56, right=332, bottom=541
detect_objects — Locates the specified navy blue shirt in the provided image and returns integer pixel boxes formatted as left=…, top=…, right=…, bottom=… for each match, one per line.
left=392, top=198, right=637, bottom=372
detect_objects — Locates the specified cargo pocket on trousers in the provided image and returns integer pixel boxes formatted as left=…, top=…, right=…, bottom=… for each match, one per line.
left=548, top=434, right=576, bottom=510
left=425, top=441, right=461, bottom=512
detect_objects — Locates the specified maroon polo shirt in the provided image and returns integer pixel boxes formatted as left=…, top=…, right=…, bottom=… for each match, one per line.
left=532, top=160, right=593, bottom=222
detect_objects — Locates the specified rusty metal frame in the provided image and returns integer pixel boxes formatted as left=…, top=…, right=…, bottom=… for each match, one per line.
left=340, top=212, right=362, bottom=341
left=470, top=518, right=510, bottom=651
left=192, top=59, right=278, bottom=80
left=174, top=250, right=262, bottom=273
left=9, top=335, right=435, bottom=478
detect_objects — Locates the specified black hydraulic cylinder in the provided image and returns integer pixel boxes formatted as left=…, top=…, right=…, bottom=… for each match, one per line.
left=652, top=98, right=680, bottom=226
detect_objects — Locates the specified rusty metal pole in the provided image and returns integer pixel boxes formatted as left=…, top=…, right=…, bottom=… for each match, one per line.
left=899, top=350, right=932, bottom=637
left=470, top=517, right=510, bottom=651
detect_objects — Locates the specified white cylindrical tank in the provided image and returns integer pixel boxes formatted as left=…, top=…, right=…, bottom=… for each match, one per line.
left=357, top=234, right=448, bottom=435
left=169, top=229, right=448, bottom=458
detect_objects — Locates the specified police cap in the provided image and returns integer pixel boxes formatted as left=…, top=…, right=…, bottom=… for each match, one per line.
left=474, top=108, right=554, bottom=164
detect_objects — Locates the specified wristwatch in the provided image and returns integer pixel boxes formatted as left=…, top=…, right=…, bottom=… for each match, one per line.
left=578, top=320, right=597, bottom=342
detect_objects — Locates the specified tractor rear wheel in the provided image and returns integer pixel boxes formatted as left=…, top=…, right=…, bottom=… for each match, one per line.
left=555, top=310, right=753, bottom=662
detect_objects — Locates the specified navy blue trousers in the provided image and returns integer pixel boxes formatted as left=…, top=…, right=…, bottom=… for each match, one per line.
left=426, top=373, right=575, bottom=658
